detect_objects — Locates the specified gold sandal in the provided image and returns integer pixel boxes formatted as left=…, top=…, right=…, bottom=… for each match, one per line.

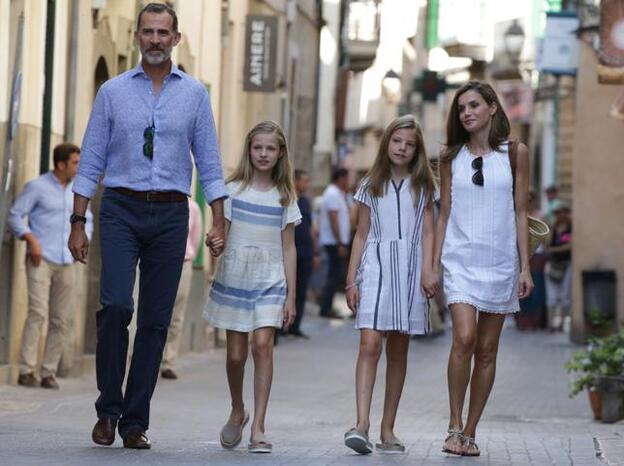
left=462, top=435, right=480, bottom=457
left=441, top=429, right=464, bottom=455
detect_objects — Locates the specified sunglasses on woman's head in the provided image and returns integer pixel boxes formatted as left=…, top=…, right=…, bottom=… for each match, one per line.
left=471, top=156, right=484, bottom=186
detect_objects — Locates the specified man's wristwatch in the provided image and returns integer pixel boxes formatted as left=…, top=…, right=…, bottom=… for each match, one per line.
left=69, top=213, right=87, bottom=224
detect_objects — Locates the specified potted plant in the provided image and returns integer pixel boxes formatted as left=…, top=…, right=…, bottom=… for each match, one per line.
left=565, top=331, right=624, bottom=422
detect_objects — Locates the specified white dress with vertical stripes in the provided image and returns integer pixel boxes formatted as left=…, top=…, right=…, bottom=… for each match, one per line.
left=442, top=144, right=520, bottom=314
left=203, top=182, right=302, bottom=332
left=354, top=178, right=429, bottom=335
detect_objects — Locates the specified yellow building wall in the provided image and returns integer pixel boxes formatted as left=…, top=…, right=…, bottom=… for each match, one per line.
left=571, top=42, right=624, bottom=339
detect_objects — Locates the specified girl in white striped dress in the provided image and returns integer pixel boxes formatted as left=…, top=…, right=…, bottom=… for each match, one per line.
left=203, top=121, right=301, bottom=454
left=343, top=115, right=439, bottom=454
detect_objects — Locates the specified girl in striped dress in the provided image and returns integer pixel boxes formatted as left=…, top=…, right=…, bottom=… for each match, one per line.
left=343, top=115, right=439, bottom=454
left=203, top=121, right=301, bottom=454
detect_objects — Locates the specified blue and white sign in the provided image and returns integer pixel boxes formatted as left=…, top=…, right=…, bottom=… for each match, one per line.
left=537, top=12, right=579, bottom=76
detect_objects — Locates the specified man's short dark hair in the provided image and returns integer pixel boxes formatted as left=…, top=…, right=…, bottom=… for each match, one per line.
left=331, top=168, right=348, bottom=182
left=137, top=2, right=178, bottom=33
left=545, top=185, right=558, bottom=194
left=294, top=169, right=309, bottom=180
left=53, top=143, right=80, bottom=167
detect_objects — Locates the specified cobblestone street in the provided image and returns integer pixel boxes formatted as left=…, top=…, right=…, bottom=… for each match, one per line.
left=1, top=303, right=623, bottom=465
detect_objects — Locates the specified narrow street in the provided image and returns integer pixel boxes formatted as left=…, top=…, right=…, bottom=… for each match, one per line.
left=1, top=300, right=622, bottom=465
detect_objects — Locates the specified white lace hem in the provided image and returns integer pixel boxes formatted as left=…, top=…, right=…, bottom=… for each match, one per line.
left=445, top=295, right=519, bottom=315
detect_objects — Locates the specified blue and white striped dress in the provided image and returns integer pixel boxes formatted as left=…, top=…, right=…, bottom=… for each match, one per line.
left=203, top=181, right=301, bottom=332
left=354, top=178, right=430, bottom=335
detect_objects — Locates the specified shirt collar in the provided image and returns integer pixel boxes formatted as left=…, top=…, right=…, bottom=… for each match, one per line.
left=131, top=61, right=184, bottom=79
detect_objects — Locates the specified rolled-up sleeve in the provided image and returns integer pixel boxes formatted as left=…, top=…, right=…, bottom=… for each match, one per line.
left=191, top=89, right=227, bottom=204
left=73, top=86, right=111, bottom=199
left=8, top=182, right=36, bottom=238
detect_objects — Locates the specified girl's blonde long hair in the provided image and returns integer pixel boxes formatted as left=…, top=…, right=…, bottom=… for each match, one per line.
left=227, top=120, right=296, bottom=207
left=366, top=114, right=437, bottom=202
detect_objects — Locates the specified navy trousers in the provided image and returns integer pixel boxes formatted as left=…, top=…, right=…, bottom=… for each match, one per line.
left=95, top=188, right=188, bottom=437
left=292, top=257, right=312, bottom=332
left=320, top=245, right=345, bottom=315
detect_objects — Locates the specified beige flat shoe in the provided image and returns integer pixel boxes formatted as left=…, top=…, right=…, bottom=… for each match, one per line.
left=219, top=410, right=249, bottom=449
left=248, top=435, right=272, bottom=453
left=376, top=436, right=406, bottom=454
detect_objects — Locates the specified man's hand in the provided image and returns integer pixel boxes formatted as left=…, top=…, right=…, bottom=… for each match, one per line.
left=24, top=234, right=42, bottom=267
left=68, top=224, right=89, bottom=264
left=337, top=244, right=348, bottom=259
left=206, top=221, right=226, bottom=257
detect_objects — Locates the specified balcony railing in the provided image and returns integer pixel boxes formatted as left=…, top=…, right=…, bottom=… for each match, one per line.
left=344, top=0, right=380, bottom=72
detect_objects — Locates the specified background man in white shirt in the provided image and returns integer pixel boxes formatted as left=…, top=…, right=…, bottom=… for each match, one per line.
left=318, top=168, right=350, bottom=318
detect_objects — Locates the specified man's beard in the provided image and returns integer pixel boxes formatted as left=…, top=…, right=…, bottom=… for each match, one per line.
left=142, top=48, right=171, bottom=65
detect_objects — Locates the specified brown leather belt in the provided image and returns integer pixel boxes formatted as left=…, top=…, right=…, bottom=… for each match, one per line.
left=111, top=187, right=187, bottom=202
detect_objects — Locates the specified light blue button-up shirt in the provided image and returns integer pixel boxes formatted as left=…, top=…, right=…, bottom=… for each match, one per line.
left=73, top=62, right=227, bottom=203
left=8, top=172, right=94, bottom=265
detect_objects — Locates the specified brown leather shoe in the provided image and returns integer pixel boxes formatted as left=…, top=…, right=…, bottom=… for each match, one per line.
left=160, top=368, right=178, bottom=380
left=92, top=418, right=117, bottom=446
left=123, top=430, right=151, bottom=449
left=17, top=373, right=38, bottom=387
left=40, top=375, right=59, bottom=389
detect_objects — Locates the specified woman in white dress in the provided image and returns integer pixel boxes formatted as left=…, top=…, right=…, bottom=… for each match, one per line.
left=433, top=81, right=533, bottom=456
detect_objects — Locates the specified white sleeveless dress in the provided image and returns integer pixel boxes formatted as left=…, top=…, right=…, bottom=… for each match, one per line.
left=442, top=143, right=520, bottom=314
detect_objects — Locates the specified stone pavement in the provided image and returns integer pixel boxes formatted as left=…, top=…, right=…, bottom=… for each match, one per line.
left=1, top=304, right=623, bottom=466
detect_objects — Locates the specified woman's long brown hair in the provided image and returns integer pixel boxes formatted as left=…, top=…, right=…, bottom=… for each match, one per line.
left=366, top=114, right=436, bottom=203
left=441, top=81, right=510, bottom=164
left=227, top=120, right=296, bottom=206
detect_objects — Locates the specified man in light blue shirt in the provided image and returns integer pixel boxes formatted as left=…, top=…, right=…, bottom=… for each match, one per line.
left=9, top=143, right=93, bottom=390
left=68, top=3, right=227, bottom=450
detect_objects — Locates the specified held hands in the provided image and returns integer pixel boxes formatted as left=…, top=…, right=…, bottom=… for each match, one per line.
left=206, top=222, right=226, bottom=257
left=282, top=299, right=296, bottom=331
left=68, top=225, right=89, bottom=264
left=518, top=270, right=534, bottom=299
left=421, top=267, right=440, bottom=299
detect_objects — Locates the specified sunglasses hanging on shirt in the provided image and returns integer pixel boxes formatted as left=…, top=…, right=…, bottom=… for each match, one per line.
left=471, top=156, right=484, bottom=186
left=143, top=125, right=155, bottom=160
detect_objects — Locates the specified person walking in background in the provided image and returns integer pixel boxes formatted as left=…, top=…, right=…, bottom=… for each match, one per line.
left=434, top=81, right=533, bottom=457
left=343, top=115, right=438, bottom=455
left=68, top=3, right=227, bottom=450
left=545, top=185, right=560, bottom=225
left=516, top=189, right=548, bottom=330
left=160, top=198, right=202, bottom=380
left=290, top=168, right=316, bottom=339
left=545, top=201, right=572, bottom=332
left=9, top=143, right=93, bottom=390
left=319, top=168, right=351, bottom=319
left=203, top=121, right=300, bottom=454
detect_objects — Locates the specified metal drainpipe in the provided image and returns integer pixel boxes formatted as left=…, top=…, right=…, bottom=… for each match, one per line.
left=40, top=0, right=56, bottom=174
left=64, top=0, right=79, bottom=142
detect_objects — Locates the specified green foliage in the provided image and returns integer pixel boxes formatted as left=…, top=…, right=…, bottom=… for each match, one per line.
left=565, top=331, right=624, bottom=397
left=588, top=306, right=611, bottom=330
